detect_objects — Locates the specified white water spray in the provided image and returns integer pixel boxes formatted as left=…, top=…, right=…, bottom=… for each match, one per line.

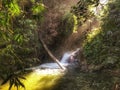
left=38, top=48, right=80, bottom=69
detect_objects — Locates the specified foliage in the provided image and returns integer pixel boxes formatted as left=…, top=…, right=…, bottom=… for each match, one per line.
left=58, top=13, right=78, bottom=37
left=83, top=0, right=120, bottom=69
left=0, top=0, right=46, bottom=89
left=8, top=0, right=21, bottom=17
left=53, top=71, right=118, bottom=90
left=1, top=72, right=26, bottom=90
left=83, top=28, right=103, bottom=65
left=71, top=0, right=99, bottom=24
left=31, top=3, right=45, bottom=15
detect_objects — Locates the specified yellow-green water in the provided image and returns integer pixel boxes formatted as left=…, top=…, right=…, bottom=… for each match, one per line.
left=0, top=69, right=64, bottom=90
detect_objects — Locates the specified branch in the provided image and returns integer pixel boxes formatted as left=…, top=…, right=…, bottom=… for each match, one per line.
left=39, top=36, right=65, bottom=70
left=0, top=42, right=11, bottom=49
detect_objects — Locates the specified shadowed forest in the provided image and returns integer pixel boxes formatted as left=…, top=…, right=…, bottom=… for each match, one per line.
left=0, top=0, right=120, bottom=90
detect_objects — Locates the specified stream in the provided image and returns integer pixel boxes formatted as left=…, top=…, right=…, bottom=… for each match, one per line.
left=0, top=48, right=80, bottom=90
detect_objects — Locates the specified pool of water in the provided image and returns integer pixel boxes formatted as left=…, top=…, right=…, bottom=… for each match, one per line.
left=0, top=69, right=65, bottom=90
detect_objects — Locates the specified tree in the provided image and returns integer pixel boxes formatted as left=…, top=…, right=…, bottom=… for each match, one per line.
left=39, top=36, right=65, bottom=69
left=71, top=0, right=99, bottom=24
left=0, top=0, right=45, bottom=89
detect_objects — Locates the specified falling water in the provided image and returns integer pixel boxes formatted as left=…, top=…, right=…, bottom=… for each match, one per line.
left=37, top=48, right=80, bottom=69
left=60, top=52, right=71, bottom=63
left=37, top=52, right=71, bottom=69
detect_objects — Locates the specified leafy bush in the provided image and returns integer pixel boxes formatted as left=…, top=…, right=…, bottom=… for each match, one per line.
left=83, top=0, right=120, bottom=68
left=0, top=0, right=45, bottom=89
left=58, top=13, right=78, bottom=37
left=71, top=0, right=99, bottom=24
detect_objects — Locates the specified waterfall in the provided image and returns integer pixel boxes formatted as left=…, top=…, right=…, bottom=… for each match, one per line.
left=60, top=52, right=71, bottom=63
left=38, top=48, right=80, bottom=69
left=38, top=52, right=71, bottom=69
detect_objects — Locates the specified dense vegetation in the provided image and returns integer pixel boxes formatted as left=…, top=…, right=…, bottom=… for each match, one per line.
left=0, top=0, right=78, bottom=89
left=0, top=0, right=120, bottom=90
left=83, top=0, right=120, bottom=71
left=0, top=0, right=45, bottom=89
left=82, top=0, right=120, bottom=89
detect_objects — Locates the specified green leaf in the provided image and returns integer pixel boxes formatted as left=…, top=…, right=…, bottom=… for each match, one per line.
left=1, top=74, right=13, bottom=85
left=19, top=76, right=26, bottom=80
left=16, top=78, right=25, bottom=88
left=31, top=3, right=45, bottom=15
left=14, top=34, right=23, bottom=44
left=9, top=79, right=14, bottom=90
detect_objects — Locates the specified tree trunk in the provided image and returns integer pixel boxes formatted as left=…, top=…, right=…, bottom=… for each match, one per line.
left=39, top=37, right=65, bottom=70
